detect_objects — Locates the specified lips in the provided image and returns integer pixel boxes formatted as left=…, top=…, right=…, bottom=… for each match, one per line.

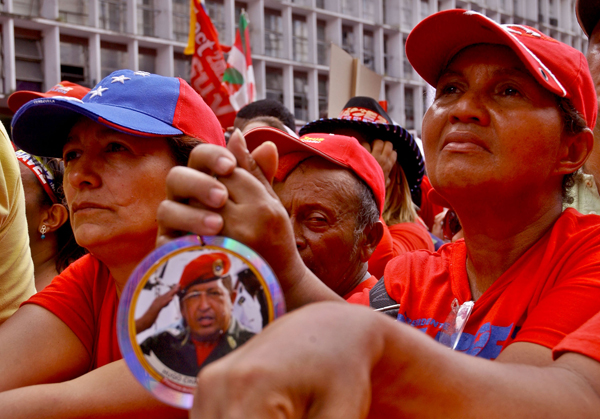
left=72, top=201, right=111, bottom=213
left=442, top=131, right=491, bottom=153
left=196, top=315, right=216, bottom=327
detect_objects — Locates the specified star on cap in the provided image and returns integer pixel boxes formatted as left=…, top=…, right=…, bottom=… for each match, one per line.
left=89, top=86, right=108, bottom=98
left=134, top=71, right=151, bottom=77
left=111, top=75, right=131, bottom=84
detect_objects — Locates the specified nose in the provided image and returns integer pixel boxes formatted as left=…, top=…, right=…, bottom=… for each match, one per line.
left=66, top=153, right=102, bottom=191
left=448, top=90, right=491, bottom=126
left=291, top=217, right=307, bottom=251
left=196, top=293, right=211, bottom=311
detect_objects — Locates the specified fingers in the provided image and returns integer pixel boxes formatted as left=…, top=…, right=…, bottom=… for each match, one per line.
left=361, top=141, right=372, bottom=153
left=156, top=199, right=223, bottom=245
left=187, top=143, right=237, bottom=177
left=166, top=166, right=228, bottom=207
left=251, top=141, right=279, bottom=185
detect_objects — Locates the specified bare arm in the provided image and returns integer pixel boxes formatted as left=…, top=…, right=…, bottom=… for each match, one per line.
left=0, top=304, right=90, bottom=391
left=192, top=303, right=600, bottom=419
left=156, top=130, right=342, bottom=309
left=0, top=360, right=187, bottom=419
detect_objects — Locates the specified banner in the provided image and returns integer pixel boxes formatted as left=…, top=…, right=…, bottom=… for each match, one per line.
left=222, top=10, right=255, bottom=111
left=185, top=0, right=236, bottom=128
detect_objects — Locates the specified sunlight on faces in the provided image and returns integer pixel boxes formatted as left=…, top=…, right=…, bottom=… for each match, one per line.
left=273, top=158, right=365, bottom=296
left=181, top=279, right=234, bottom=341
left=63, top=118, right=177, bottom=258
left=422, top=45, right=565, bottom=200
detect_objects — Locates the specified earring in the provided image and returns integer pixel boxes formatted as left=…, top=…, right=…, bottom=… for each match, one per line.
left=40, top=225, right=47, bottom=240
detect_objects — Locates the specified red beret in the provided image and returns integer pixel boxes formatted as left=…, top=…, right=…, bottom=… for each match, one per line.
left=179, top=252, right=231, bottom=291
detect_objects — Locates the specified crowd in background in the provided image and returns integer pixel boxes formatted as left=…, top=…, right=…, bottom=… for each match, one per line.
left=0, top=2, right=600, bottom=418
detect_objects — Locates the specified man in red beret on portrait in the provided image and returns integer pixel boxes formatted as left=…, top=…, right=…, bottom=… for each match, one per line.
left=140, top=252, right=255, bottom=377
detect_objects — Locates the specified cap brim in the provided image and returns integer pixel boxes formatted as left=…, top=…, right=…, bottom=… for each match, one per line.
left=245, top=127, right=350, bottom=170
left=12, top=97, right=183, bottom=157
left=576, top=0, right=600, bottom=37
left=7, top=91, right=49, bottom=114
left=406, top=9, right=567, bottom=97
left=299, top=117, right=425, bottom=201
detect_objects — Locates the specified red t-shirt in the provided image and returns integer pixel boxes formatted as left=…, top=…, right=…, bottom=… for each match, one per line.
left=356, top=209, right=600, bottom=359
left=417, top=176, right=445, bottom=232
left=553, top=310, right=600, bottom=363
left=23, top=254, right=121, bottom=370
left=388, top=222, right=434, bottom=255
left=368, top=219, right=434, bottom=281
left=343, top=275, right=379, bottom=301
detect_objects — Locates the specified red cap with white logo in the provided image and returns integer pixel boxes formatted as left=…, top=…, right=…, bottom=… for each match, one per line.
left=406, top=9, right=597, bottom=131
left=245, top=127, right=385, bottom=215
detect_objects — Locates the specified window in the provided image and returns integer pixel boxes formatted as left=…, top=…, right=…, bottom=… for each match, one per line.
left=12, top=0, right=40, bottom=17
left=59, top=0, right=88, bottom=25
left=402, top=0, right=413, bottom=28
left=405, top=86, right=414, bottom=130
left=317, top=20, right=328, bottom=65
left=206, top=0, right=226, bottom=44
left=139, top=47, right=156, bottom=73
left=0, top=27, right=4, bottom=95
left=342, top=25, right=355, bottom=56
left=316, top=0, right=325, bottom=8
left=420, top=0, right=429, bottom=20
left=293, top=72, right=308, bottom=122
left=264, top=9, right=283, bottom=58
left=341, top=0, right=357, bottom=17
left=137, top=0, right=156, bottom=37
left=265, top=67, right=283, bottom=103
left=60, top=35, right=90, bottom=86
left=363, top=30, right=375, bottom=70
left=100, top=41, right=128, bottom=78
left=362, top=0, right=376, bottom=22
left=15, top=28, right=44, bottom=93
left=318, top=75, right=328, bottom=119
left=174, top=52, right=192, bottom=82
left=172, top=0, right=189, bottom=42
left=383, top=0, right=400, bottom=26
left=99, top=0, right=127, bottom=32
left=292, top=15, right=308, bottom=62
left=403, top=35, right=412, bottom=78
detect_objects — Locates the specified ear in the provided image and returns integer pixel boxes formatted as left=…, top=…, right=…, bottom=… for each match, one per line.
left=358, top=220, right=384, bottom=263
left=39, top=203, right=69, bottom=234
left=555, top=130, right=594, bottom=176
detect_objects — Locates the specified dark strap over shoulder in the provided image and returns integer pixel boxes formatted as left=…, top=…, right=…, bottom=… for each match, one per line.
left=369, top=277, right=399, bottom=319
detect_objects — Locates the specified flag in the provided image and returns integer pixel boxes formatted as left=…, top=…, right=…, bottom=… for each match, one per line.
left=185, top=0, right=236, bottom=128
left=222, top=10, right=255, bottom=111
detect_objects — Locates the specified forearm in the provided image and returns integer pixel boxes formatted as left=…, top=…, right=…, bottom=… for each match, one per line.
left=0, top=360, right=187, bottom=419
left=369, top=316, right=600, bottom=418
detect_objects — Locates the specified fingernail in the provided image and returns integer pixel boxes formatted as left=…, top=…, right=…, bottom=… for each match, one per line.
left=204, top=214, right=223, bottom=231
left=208, top=187, right=227, bottom=206
left=215, top=157, right=235, bottom=174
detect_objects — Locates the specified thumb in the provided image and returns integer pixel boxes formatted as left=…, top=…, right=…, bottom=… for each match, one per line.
left=227, top=128, right=279, bottom=195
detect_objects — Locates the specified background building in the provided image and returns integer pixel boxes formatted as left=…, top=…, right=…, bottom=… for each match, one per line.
left=0, top=0, right=588, bottom=136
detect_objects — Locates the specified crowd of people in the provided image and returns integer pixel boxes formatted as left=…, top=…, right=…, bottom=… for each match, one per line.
left=0, top=2, right=599, bottom=418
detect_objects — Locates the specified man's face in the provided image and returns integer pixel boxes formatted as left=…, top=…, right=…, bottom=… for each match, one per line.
left=181, top=279, right=234, bottom=341
left=422, top=44, right=563, bottom=201
left=273, top=158, right=365, bottom=296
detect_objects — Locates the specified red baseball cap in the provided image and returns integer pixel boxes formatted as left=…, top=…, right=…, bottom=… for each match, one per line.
left=8, top=81, right=90, bottom=113
left=179, top=252, right=231, bottom=292
left=244, top=127, right=385, bottom=216
left=406, top=9, right=597, bottom=131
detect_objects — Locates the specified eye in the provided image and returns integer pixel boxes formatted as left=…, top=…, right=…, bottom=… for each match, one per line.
left=208, top=290, right=222, bottom=297
left=106, top=142, right=129, bottom=152
left=305, top=212, right=329, bottom=227
left=62, top=149, right=80, bottom=164
left=435, top=82, right=460, bottom=99
left=500, top=85, right=521, bottom=97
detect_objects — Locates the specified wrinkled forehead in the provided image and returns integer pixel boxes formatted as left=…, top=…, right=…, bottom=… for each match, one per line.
left=185, top=279, right=228, bottom=295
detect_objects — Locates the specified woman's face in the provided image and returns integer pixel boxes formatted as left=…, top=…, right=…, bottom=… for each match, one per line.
left=422, top=44, right=564, bottom=201
left=63, top=118, right=177, bottom=259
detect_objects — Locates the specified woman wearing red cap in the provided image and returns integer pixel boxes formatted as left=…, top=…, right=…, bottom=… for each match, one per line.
left=0, top=70, right=224, bottom=417
left=157, top=9, right=600, bottom=418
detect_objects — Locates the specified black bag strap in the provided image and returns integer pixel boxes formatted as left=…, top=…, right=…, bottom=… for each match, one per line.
left=369, top=277, right=400, bottom=319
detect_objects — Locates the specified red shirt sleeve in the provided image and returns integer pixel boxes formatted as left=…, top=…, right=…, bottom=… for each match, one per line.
left=553, top=311, right=600, bottom=363
left=368, top=220, right=394, bottom=280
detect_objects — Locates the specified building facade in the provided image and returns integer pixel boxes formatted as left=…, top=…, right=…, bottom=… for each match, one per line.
left=0, top=0, right=588, bottom=136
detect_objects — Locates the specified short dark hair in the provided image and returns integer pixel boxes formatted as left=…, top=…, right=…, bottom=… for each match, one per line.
left=166, top=135, right=203, bottom=166
left=236, top=99, right=296, bottom=131
left=354, top=178, right=380, bottom=237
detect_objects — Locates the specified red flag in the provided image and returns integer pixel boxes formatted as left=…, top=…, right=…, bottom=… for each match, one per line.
left=186, top=0, right=236, bottom=128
